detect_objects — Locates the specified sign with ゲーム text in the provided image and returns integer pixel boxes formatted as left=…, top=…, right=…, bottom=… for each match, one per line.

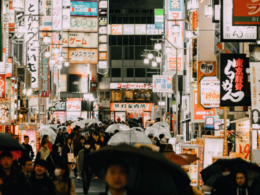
left=110, top=103, right=154, bottom=112
left=63, top=48, right=98, bottom=64
left=233, top=0, right=260, bottom=25
left=69, top=17, right=98, bottom=32
left=63, top=32, right=98, bottom=48
left=153, top=75, right=173, bottom=93
left=110, top=83, right=153, bottom=89
left=220, top=54, right=250, bottom=106
left=70, top=1, right=98, bottom=17
left=66, top=98, right=81, bottom=111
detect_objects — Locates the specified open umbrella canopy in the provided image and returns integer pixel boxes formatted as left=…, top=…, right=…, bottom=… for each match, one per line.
left=47, top=124, right=59, bottom=130
left=88, top=144, right=191, bottom=195
left=105, top=124, right=130, bottom=133
left=71, top=119, right=98, bottom=128
left=165, top=154, right=199, bottom=166
left=0, top=133, right=25, bottom=151
left=38, top=125, right=57, bottom=144
left=88, top=121, right=102, bottom=127
left=108, top=130, right=152, bottom=146
left=201, top=158, right=260, bottom=187
left=153, top=122, right=170, bottom=128
left=131, top=127, right=144, bottom=132
left=145, top=126, right=171, bottom=139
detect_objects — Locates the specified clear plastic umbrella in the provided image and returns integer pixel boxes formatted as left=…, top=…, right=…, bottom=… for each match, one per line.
left=38, top=125, right=57, bottom=144
left=153, top=122, right=170, bottom=128
left=47, top=124, right=59, bottom=129
left=108, top=130, right=152, bottom=146
left=105, top=124, right=130, bottom=133
left=145, top=126, right=172, bottom=139
left=71, top=119, right=97, bottom=128
left=131, top=127, right=144, bottom=132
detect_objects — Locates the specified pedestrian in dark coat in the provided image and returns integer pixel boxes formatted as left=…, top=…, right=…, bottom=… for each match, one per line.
left=29, top=159, right=55, bottom=195
left=62, top=137, right=74, bottom=174
left=230, top=169, right=252, bottom=195
left=0, top=151, right=32, bottom=195
left=211, top=168, right=233, bottom=195
left=46, top=144, right=63, bottom=178
left=22, top=135, right=34, bottom=159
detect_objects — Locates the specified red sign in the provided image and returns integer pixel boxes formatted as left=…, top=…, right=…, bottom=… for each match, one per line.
left=192, top=11, right=198, bottom=31
left=233, top=0, right=260, bottom=25
left=169, top=57, right=182, bottom=70
left=0, top=75, right=5, bottom=99
left=110, top=83, right=152, bottom=89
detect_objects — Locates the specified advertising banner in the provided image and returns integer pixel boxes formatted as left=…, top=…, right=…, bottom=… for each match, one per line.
left=233, top=0, right=260, bottom=25
left=70, top=1, right=98, bottom=17
left=40, top=0, right=52, bottom=31
left=123, top=25, right=135, bottom=35
left=99, top=35, right=107, bottom=43
left=204, top=116, right=230, bottom=130
left=66, top=98, right=81, bottom=111
left=155, top=9, right=164, bottom=29
left=52, top=0, right=62, bottom=30
left=0, top=104, right=10, bottom=124
left=249, top=45, right=260, bottom=62
left=153, top=75, right=173, bottom=93
left=67, top=112, right=81, bottom=121
left=53, top=111, right=66, bottom=124
left=199, top=76, right=220, bottom=108
left=6, top=58, right=12, bottom=78
left=236, top=120, right=250, bottom=161
left=204, top=138, right=224, bottom=168
left=147, top=24, right=159, bottom=35
left=221, top=0, right=257, bottom=42
left=69, top=17, right=98, bottom=32
left=250, top=62, right=260, bottom=129
left=42, top=58, right=49, bottom=97
left=64, top=48, right=98, bottom=64
left=212, top=0, right=220, bottom=23
left=112, top=25, right=122, bottom=35
left=110, top=83, right=153, bottom=89
left=110, top=103, right=154, bottom=111
left=99, top=26, right=107, bottom=34
left=63, top=4, right=71, bottom=29
left=99, top=52, right=107, bottom=60
left=59, top=74, right=67, bottom=92
left=220, top=54, right=250, bottom=106
left=0, top=75, right=6, bottom=99
left=54, top=102, right=66, bottom=111
left=135, top=24, right=146, bottom=35
left=25, top=0, right=39, bottom=88
left=63, top=32, right=98, bottom=48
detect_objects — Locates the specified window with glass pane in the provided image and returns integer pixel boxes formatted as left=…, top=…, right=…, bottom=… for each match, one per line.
left=111, top=68, right=121, bottom=77
left=111, top=47, right=122, bottom=60
left=135, top=68, right=145, bottom=77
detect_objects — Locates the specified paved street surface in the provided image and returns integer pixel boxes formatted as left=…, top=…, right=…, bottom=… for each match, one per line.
left=73, top=177, right=106, bottom=195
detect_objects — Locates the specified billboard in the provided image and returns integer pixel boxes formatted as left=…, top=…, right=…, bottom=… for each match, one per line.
left=0, top=75, right=5, bottom=99
left=123, top=25, right=134, bottom=35
left=112, top=25, right=122, bottom=35
left=69, top=17, right=98, bottom=32
left=66, top=98, right=81, bottom=111
left=59, top=74, right=67, bottom=92
left=155, top=9, right=164, bottom=29
left=64, top=48, right=98, bottom=64
left=70, top=1, right=98, bottom=17
left=63, top=32, right=98, bottom=48
left=147, top=24, right=159, bottom=35
left=153, top=75, right=173, bottom=93
left=110, top=103, right=154, bottom=111
left=52, top=0, right=62, bottom=30
left=135, top=24, right=146, bottom=35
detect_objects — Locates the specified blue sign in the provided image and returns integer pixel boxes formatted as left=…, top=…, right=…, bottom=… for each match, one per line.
left=204, top=116, right=230, bottom=130
left=71, top=1, right=98, bottom=17
left=123, top=25, right=134, bottom=35
left=147, top=25, right=158, bottom=34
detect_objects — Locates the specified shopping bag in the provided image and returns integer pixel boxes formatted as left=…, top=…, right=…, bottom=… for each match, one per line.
left=68, top=153, right=74, bottom=163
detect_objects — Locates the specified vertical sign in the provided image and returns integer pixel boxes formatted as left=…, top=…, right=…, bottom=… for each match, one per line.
left=220, top=54, right=250, bottom=106
left=0, top=75, right=5, bottom=98
left=155, top=9, right=164, bottom=29
left=40, top=0, right=52, bottom=31
left=53, top=0, right=63, bottom=30
left=25, top=0, right=39, bottom=88
left=62, top=0, right=70, bottom=29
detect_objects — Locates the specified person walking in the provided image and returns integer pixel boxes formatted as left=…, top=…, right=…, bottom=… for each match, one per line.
left=0, top=151, right=32, bottom=195
left=20, top=157, right=33, bottom=178
left=72, top=132, right=81, bottom=178
left=29, top=159, right=55, bottom=195
left=46, top=145, right=63, bottom=178
left=82, top=135, right=92, bottom=194
left=40, top=135, right=53, bottom=151
left=55, top=129, right=64, bottom=154
left=53, top=162, right=76, bottom=195
left=230, top=169, right=251, bottom=195
left=74, top=136, right=85, bottom=180
left=22, top=136, right=34, bottom=159
left=62, top=137, right=74, bottom=174
left=159, top=134, right=167, bottom=153
left=36, top=141, right=50, bottom=160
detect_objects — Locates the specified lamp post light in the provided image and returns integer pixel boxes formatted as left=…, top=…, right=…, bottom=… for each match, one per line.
left=144, top=58, right=149, bottom=64
left=148, top=53, right=154, bottom=60
left=152, top=61, right=157, bottom=67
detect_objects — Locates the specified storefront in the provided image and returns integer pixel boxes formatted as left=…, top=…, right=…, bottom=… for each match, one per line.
left=110, top=103, right=153, bottom=124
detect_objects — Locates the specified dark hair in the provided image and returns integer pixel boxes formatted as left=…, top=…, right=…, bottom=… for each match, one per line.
left=52, top=144, right=58, bottom=153
left=42, top=141, right=48, bottom=146
left=105, top=160, right=129, bottom=175
left=20, top=157, right=32, bottom=166
left=80, top=136, right=85, bottom=140
left=41, top=135, right=48, bottom=145
left=148, top=134, right=154, bottom=139
left=93, top=131, right=99, bottom=136
left=159, top=134, right=165, bottom=140
left=34, top=159, right=47, bottom=168
left=0, top=151, right=12, bottom=159
left=73, top=132, right=81, bottom=148
left=24, top=136, right=29, bottom=139
left=65, top=137, right=72, bottom=145
left=56, top=162, right=69, bottom=182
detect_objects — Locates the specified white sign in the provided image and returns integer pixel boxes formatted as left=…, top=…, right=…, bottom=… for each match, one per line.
left=135, top=24, right=146, bottom=35
left=123, top=25, right=135, bottom=35
left=63, top=5, right=71, bottom=29
left=110, top=83, right=153, bottom=89
left=99, top=61, right=107, bottom=69
left=99, top=26, right=107, bottom=34
left=99, top=44, right=107, bottom=51
left=70, top=17, right=98, bottom=32
left=52, top=0, right=62, bottom=30
left=25, top=0, right=39, bottom=88
left=66, top=99, right=81, bottom=111
left=222, top=0, right=257, bottom=41
left=200, top=76, right=220, bottom=108
left=63, top=32, right=98, bottom=48
left=204, top=138, right=223, bottom=168
left=99, top=35, right=107, bottom=43
left=250, top=62, right=260, bottom=128
left=99, top=1, right=107, bottom=8
left=147, top=24, right=159, bottom=35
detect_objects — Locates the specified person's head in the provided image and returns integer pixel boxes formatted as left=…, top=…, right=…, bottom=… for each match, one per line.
left=159, top=134, right=165, bottom=140
left=41, top=135, right=48, bottom=143
left=55, top=162, right=69, bottom=181
left=0, top=151, right=13, bottom=169
left=58, top=129, right=62, bottom=134
left=73, top=132, right=81, bottom=145
left=99, top=131, right=104, bottom=136
left=148, top=134, right=154, bottom=139
left=20, top=157, right=33, bottom=174
left=236, top=170, right=247, bottom=186
left=42, top=141, right=49, bottom=149
left=24, top=136, right=29, bottom=144
left=92, top=131, right=99, bottom=141
left=85, top=123, right=89, bottom=128
left=105, top=161, right=129, bottom=192
left=34, top=160, right=47, bottom=176
left=80, top=136, right=85, bottom=144
left=65, top=137, right=72, bottom=145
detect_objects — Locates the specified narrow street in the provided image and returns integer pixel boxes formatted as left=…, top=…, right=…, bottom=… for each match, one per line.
left=73, top=177, right=106, bottom=195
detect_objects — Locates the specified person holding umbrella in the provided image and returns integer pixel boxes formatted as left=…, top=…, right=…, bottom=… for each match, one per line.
left=230, top=169, right=252, bottom=195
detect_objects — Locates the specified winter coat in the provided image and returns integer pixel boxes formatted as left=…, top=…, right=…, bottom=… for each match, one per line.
left=39, top=140, right=53, bottom=151
left=55, top=133, right=64, bottom=147
left=22, top=143, right=35, bottom=159
left=53, top=178, right=76, bottom=195
left=211, top=175, right=233, bottom=195
left=0, top=165, right=32, bottom=195
left=36, top=147, right=50, bottom=160
left=29, top=174, right=55, bottom=195
left=46, top=151, right=63, bottom=177
left=73, top=142, right=85, bottom=157
left=62, top=144, right=73, bottom=164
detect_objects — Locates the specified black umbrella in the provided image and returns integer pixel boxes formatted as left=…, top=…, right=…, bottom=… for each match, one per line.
left=0, top=133, right=25, bottom=151
left=88, top=144, right=191, bottom=195
left=128, top=119, right=140, bottom=127
left=201, top=158, right=260, bottom=187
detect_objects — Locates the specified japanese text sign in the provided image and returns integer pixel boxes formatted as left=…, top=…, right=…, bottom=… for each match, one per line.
left=63, top=32, right=98, bottom=48
left=70, top=1, right=98, bottom=17
left=110, top=103, right=154, bottom=112
left=64, top=48, right=98, bottom=64
left=205, top=116, right=230, bottom=130
left=147, top=24, right=159, bottom=35
left=69, top=17, right=98, bottom=32
left=220, top=54, right=250, bottom=106
left=66, top=98, right=81, bottom=111
left=112, top=25, right=122, bottom=35
left=153, top=75, right=173, bottom=93
left=52, top=0, right=62, bottom=30
left=110, top=83, right=153, bottom=89
left=123, top=25, right=134, bottom=35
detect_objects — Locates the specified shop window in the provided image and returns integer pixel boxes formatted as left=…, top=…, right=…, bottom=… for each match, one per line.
left=125, top=90, right=134, bottom=101
left=147, top=17, right=153, bottom=23
left=126, top=68, right=134, bottom=77
left=111, top=17, right=117, bottom=23
left=123, top=17, right=128, bottom=24
left=111, top=90, right=122, bottom=102
left=135, top=36, right=141, bottom=45
left=135, top=68, right=145, bottom=77
left=111, top=47, right=122, bottom=60
left=129, top=17, right=134, bottom=23
left=111, top=68, right=121, bottom=77
left=111, top=36, right=117, bottom=45
left=141, top=17, right=146, bottom=23
left=117, top=36, right=122, bottom=45
left=135, top=17, right=141, bottom=23
left=129, top=36, right=134, bottom=45
left=141, top=36, right=146, bottom=45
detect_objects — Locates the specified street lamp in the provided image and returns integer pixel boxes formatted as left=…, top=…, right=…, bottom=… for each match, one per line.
left=165, top=47, right=171, bottom=54
left=148, top=53, right=154, bottom=60
left=144, top=58, right=149, bottom=64
left=152, top=61, right=157, bottom=67
left=57, top=64, right=62, bottom=69
left=43, top=36, right=51, bottom=44
left=44, top=51, right=51, bottom=58
left=58, top=56, right=64, bottom=61
left=154, top=43, right=162, bottom=50
left=50, top=59, right=56, bottom=65
left=53, top=48, right=60, bottom=54
left=156, top=56, right=162, bottom=63
left=64, top=61, right=70, bottom=67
